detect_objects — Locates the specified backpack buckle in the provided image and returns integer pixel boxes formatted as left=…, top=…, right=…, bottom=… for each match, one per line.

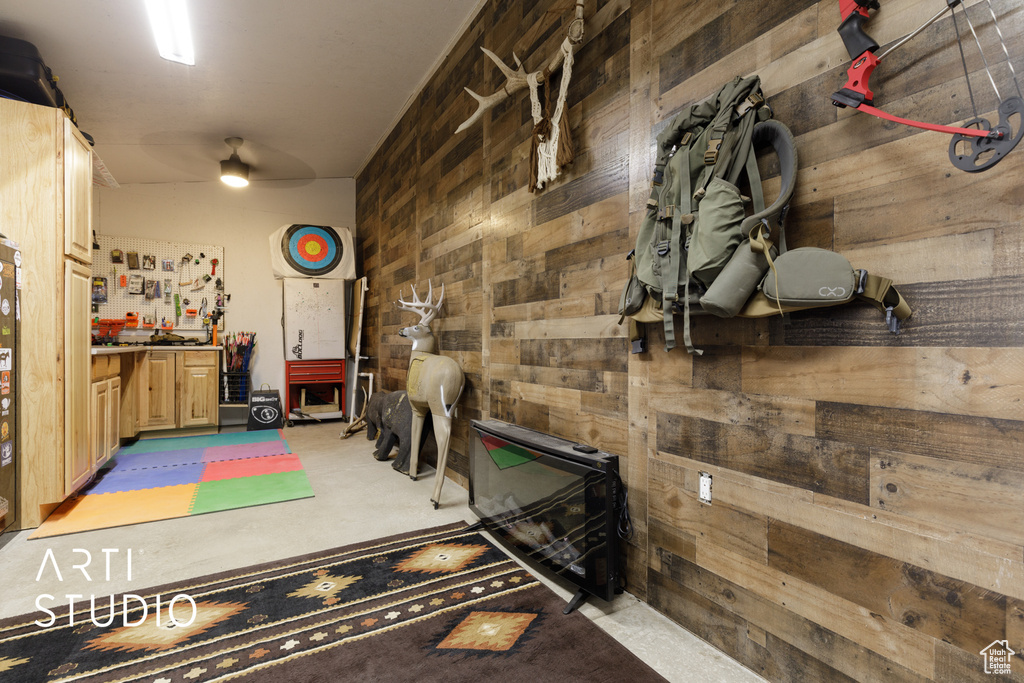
left=656, top=240, right=670, bottom=257
left=704, top=138, right=722, bottom=165
left=657, top=205, right=676, bottom=220
left=736, top=92, right=765, bottom=117
left=885, top=306, right=901, bottom=334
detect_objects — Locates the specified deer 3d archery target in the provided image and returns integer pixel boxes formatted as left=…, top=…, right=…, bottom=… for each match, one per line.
left=269, top=224, right=355, bottom=279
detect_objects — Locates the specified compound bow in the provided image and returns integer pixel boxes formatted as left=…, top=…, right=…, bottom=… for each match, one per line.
left=831, top=0, right=1024, bottom=172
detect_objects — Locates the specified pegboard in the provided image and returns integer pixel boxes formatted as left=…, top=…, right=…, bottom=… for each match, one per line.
left=91, top=234, right=225, bottom=334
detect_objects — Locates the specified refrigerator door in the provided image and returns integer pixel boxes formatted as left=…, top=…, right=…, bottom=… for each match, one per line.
left=0, top=243, right=18, bottom=532
left=282, top=278, right=346, bottom=361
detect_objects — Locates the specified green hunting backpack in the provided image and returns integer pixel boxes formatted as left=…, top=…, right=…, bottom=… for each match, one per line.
left=619, top=75, right=911, bottom=354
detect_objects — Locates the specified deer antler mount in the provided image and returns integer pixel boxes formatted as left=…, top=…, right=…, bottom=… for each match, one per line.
left=456, top=0, right=586, bottom=192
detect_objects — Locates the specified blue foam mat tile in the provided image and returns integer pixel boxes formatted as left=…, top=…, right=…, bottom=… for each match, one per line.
left=109, top=448, right=206, bottom=470
left=83, top=462, right=206, bottom=495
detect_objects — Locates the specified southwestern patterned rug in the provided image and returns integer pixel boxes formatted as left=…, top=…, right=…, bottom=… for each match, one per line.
left=0, top=523, right=666, bottom=682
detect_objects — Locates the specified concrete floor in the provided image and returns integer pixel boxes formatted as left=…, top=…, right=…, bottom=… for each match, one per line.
left=0, top=421, right=764, bottom=682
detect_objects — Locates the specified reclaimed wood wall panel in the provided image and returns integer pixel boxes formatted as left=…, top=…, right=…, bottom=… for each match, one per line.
left=357, top=0, right=1024, bottom=679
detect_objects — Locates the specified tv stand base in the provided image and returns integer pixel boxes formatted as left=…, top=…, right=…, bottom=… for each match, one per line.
left=563, top=588, right=588, bottom=615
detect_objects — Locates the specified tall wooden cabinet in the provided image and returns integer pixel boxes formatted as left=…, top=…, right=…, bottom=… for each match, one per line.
left=0, top=97, right=93, bottom=528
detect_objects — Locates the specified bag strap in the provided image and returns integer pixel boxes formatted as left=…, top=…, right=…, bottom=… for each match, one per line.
left=748, top=221, right=785, bottom=318
left=856, top=272, right=912, bottom=333
left=628, top=318, right=645, bottom=354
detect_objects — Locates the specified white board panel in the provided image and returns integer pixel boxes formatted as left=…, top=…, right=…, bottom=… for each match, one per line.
left=282, top=278, right=346, bottom=360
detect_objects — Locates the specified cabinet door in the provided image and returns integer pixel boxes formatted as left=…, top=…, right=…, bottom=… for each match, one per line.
left=89, top=379, right=108, bottom=474
left=63, top=117, right=92, bottom=264
left=119, top=352, right=140, bottom=438
left=139, top=352, right=177, bottom=429
left=106, top=377, right=121, bottom=461
left=179, top=364, right=218, bottom=428
left=65, top=261, right=92, bottom=496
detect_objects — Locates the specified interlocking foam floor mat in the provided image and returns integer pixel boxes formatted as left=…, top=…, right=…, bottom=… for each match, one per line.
left=30, top=431, right=314, bottom=539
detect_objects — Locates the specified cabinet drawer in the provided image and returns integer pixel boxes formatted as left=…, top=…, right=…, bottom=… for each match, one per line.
left=91, top=355, right=109, bottom=380
left=286, top=360, right=344, bottom=382
left=91, top=354, right=122, bottom=380
left=183, top=350, right=217, bottom=367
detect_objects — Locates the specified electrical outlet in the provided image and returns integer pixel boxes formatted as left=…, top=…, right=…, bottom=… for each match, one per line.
left=698, top=471, right=712, bottom=505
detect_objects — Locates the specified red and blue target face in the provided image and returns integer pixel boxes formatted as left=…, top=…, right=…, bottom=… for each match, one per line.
left=281, top=225, right=343, bottom=276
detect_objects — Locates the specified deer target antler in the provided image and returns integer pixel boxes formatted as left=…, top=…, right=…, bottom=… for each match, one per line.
left=395, top=281, right=445, bottom=326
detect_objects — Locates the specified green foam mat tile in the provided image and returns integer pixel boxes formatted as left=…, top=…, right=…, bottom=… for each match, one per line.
left=187, top=469, right=314, bottom=515
left=119, top=430, right=284, bottom=454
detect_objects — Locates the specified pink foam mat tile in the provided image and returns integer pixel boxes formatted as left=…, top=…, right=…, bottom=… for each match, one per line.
left=201, top=439, right=291, bottom=463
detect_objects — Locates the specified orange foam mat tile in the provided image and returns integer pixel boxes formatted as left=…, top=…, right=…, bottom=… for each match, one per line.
left=29, top=484, right=198, bottom=539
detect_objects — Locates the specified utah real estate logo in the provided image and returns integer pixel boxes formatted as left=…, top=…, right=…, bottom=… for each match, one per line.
left=980, top=640, right=1015, bottom=675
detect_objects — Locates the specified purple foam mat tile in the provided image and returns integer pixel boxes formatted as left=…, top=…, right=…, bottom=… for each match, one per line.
left=109, top=448, right=206, bottom=470
left=202, top=440, right=290, bottom=463
left=83, top=463, right=207, bottom=495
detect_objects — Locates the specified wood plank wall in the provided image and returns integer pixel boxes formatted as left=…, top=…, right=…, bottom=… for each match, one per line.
left=356, top=0, right=1024, bottom=680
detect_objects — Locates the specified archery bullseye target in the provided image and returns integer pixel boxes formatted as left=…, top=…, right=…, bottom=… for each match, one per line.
left=269, top=224, right=355, bottom=279
left=286, top=225, right=340, bottom=274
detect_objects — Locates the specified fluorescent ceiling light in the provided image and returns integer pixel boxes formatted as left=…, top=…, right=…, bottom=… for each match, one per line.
left=145, top=0, right=195, bottom=65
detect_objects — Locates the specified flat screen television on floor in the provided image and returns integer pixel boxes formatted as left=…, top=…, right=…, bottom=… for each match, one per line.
left=468, top=418, right=621, bottom=613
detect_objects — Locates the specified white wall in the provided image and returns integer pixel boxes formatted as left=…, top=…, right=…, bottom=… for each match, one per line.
left=95, top=178, right=356, bottom=398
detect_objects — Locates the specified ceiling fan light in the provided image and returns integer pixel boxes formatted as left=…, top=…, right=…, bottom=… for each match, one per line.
left=220, top=154, right=249, bottom=187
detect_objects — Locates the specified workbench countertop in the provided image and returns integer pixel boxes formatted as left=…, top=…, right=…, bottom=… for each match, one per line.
left=91, top=345, right=223, bottom=355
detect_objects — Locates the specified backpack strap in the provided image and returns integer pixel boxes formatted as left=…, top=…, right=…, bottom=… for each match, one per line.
left=660, top=126, right=697, bottom=353
left=656, top=207, right=692, bottom=353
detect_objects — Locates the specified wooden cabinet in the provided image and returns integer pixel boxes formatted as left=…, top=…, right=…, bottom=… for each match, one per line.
left=65, top=261, right=93, bottom=497
left=63, top=116, right=93, bottom=263
left=137, top=350, right=219, bottom=432
left=106, top=377, right=121, bottom=461
left=0, top=97, right=94, bottom=528
left=76, top=380, right=106, bottom=494
left=88, top=355, right=121, bottom=485
left=119, top=352, right=142, bottom=439
left=139, top=351, right=178, bottom=430
left=180, top=352, right=218, bottom=428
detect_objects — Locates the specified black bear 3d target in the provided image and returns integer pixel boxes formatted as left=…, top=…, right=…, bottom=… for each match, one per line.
left=269, top=224, right=355, bottom=279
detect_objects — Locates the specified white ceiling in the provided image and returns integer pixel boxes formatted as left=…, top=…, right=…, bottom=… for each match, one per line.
left=0, top=0, right=482, bottom=185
